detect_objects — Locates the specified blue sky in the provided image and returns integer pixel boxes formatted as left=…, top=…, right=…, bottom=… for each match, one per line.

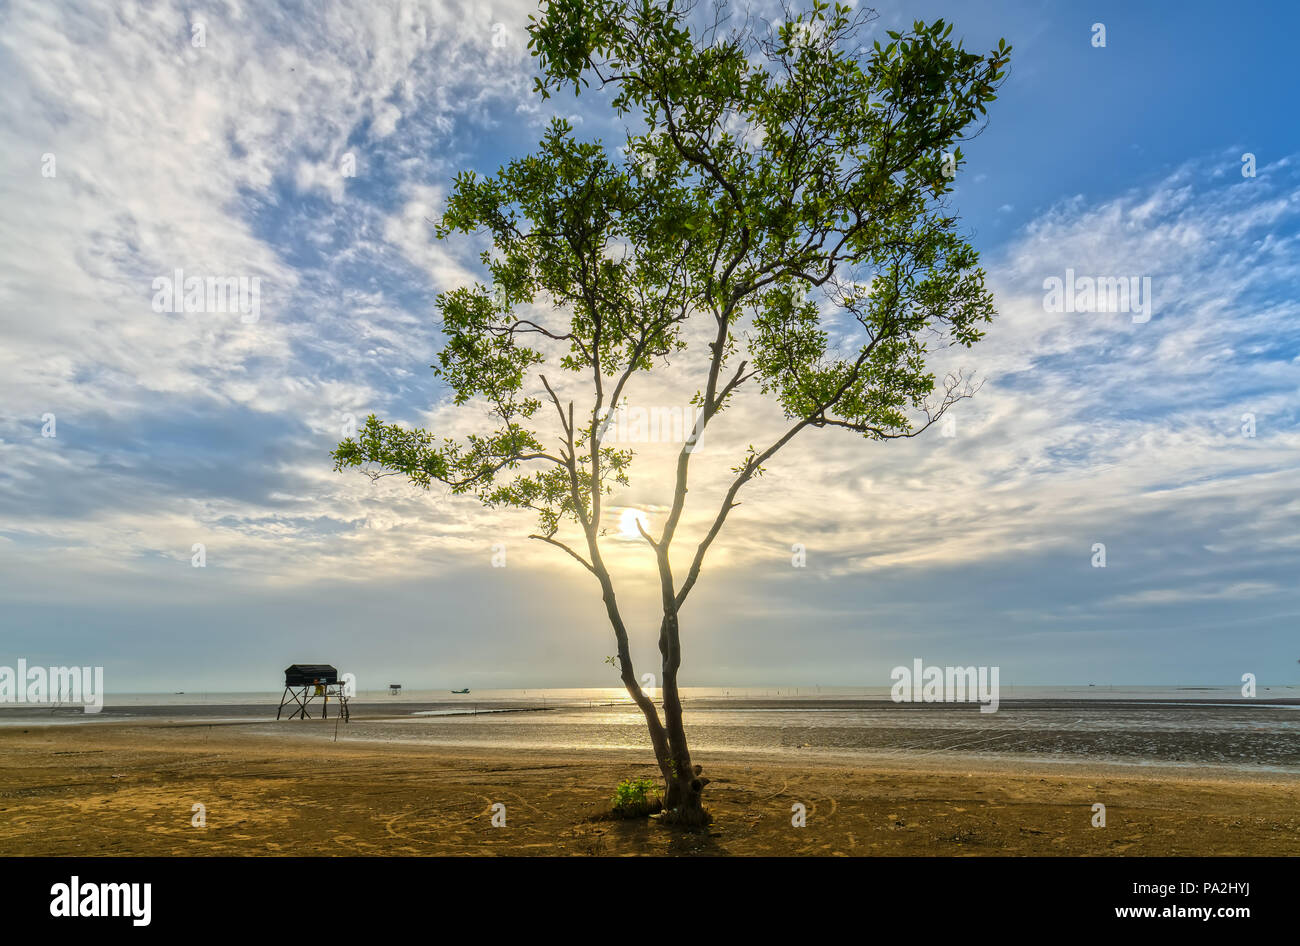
left=1, top=0, right=1298, bottom=693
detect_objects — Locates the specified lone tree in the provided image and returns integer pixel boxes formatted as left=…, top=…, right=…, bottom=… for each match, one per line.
left=335, top=0, right=1009, bottom=825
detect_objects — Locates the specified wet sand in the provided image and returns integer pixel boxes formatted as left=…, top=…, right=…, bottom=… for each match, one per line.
left=1, top=721, right=1296, bottom=856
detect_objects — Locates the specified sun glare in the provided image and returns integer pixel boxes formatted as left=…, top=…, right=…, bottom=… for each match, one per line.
left=618, top=508, right=650, bottom=539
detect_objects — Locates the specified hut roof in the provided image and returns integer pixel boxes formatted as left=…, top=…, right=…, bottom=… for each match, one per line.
left=284, top=664, right=339, bottom=686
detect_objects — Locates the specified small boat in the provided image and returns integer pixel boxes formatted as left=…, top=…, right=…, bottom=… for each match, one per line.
left=451, top=688, right=470, bottom=694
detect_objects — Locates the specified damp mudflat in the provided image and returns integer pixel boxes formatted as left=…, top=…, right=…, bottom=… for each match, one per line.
left=8, top=686, right=1295, bottom=774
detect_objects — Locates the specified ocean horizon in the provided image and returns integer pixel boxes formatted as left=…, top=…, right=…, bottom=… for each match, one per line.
left=25, top=684, right=1300, bottom=706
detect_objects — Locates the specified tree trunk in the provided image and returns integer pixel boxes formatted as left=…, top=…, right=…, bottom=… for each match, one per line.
left=660, top=758, right=710, bottom=825
left=590, top=513, right=710, bottom=825
left=655, top=609, right=711, bottom=826
left=597, top=574, right=678, bottom=793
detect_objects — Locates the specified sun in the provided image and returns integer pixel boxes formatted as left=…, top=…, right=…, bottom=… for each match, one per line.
left=618, top=508, right=650, bottom=539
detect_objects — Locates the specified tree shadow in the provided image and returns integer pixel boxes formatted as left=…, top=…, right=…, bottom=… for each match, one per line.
left=574, top=811, right=730, bottom=856
left=661, top=821, right=728, bottom=856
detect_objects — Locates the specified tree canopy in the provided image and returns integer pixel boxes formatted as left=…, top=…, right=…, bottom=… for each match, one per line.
left=334, top=0, right=1009, bottom=821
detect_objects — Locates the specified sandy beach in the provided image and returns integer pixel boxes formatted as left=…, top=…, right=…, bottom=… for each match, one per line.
left=1, top=720, right=1296, bottom=856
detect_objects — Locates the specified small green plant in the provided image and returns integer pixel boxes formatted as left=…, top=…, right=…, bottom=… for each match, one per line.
left=611, top=777, right=661, bottom=817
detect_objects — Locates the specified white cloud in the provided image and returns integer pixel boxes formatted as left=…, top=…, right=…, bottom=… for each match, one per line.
left=0, top=0, right=539, bottom=581
left=0, top=0, right=1297, bottom=674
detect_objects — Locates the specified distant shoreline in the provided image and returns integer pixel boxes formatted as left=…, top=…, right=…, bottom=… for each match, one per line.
left=2, top=694, right=1298, bottom=722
